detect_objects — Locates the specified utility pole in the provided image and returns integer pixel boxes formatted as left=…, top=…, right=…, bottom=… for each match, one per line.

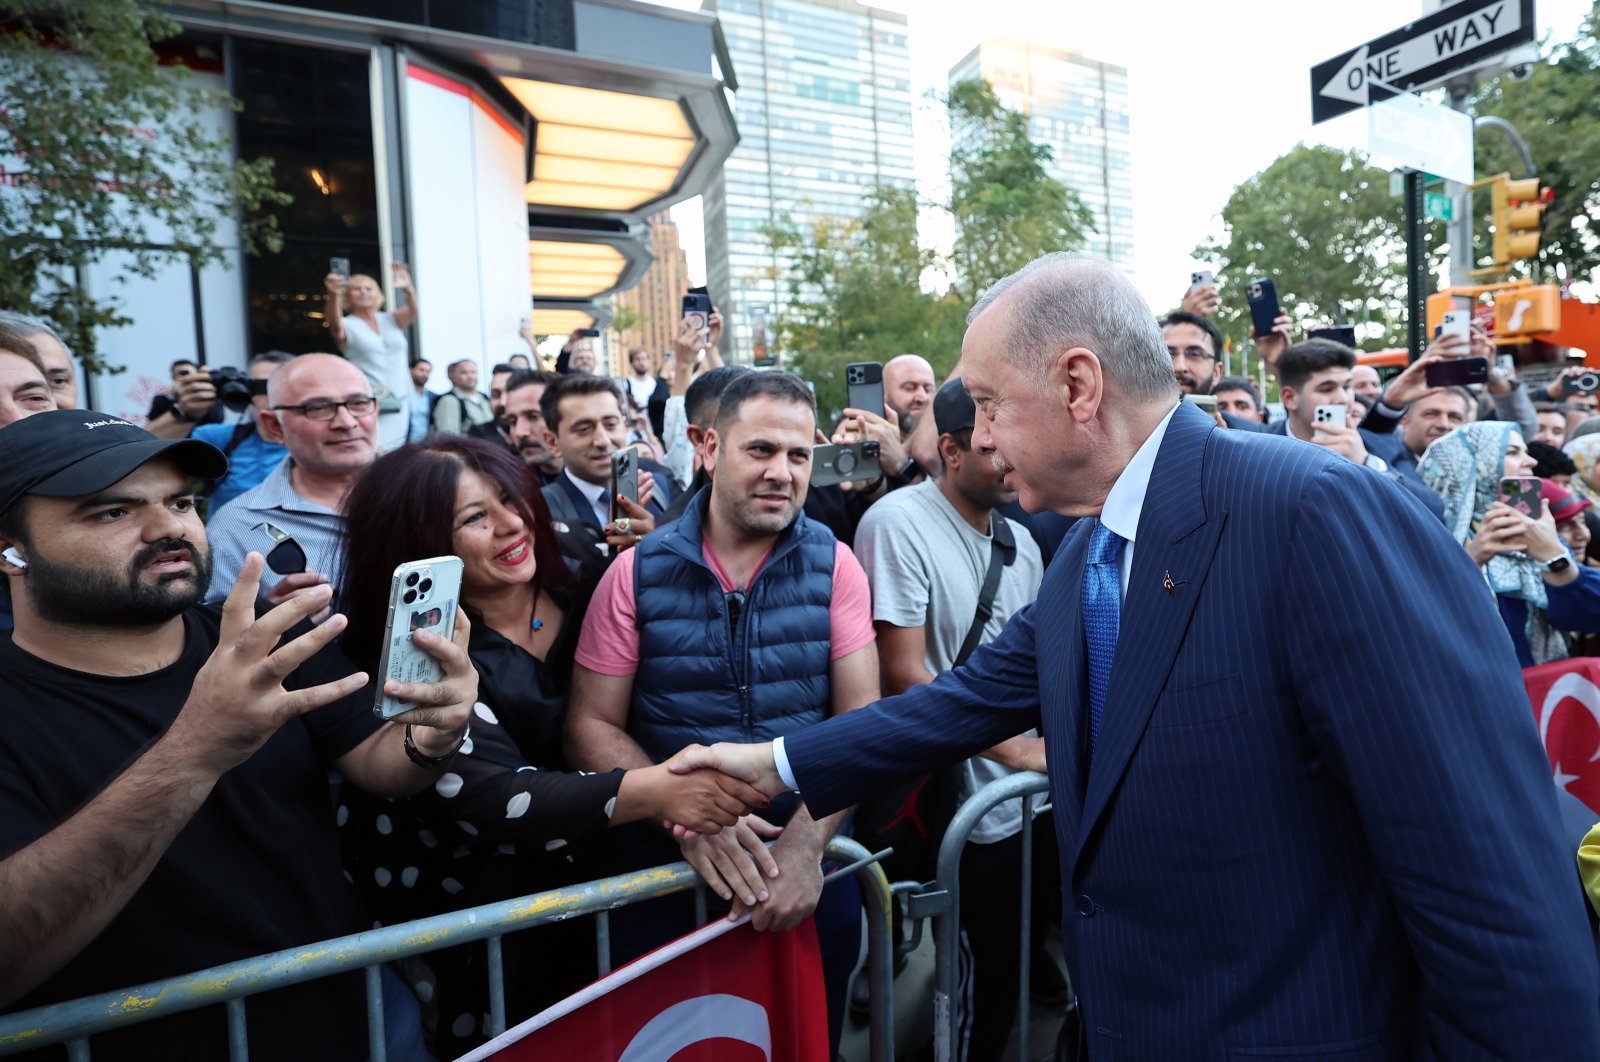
left=1446, top=78, right=1476, bottom=291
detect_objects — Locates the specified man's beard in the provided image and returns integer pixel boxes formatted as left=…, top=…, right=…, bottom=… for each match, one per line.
left=1174, top=370, right=1212, bottom=395
left=26, top=537, right=211, bottom=626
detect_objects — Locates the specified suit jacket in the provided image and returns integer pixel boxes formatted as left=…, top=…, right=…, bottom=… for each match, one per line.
left=1264, top=416, right=1445, bottom=521
left=784, top=401, right=1599, bottom=1059
left=541, top=465, right=671, bottom=535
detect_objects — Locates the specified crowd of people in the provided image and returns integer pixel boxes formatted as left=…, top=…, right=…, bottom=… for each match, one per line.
left=1, top=253, right=1599, bottom=1062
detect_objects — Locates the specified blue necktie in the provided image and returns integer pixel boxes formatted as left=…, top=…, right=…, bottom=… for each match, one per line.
left=1083, top=519, right=1124, bottom=757
left=596, top=489, right=611, bottom=528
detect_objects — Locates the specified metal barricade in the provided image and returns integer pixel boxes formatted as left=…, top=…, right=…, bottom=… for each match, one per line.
left=903, top=771, right=1054, bottom=1062
left=0, top=837, right=895, bottom=1062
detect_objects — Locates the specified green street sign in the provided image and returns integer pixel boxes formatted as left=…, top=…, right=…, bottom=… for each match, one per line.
left=1425, top=191, right=1454, bottom=221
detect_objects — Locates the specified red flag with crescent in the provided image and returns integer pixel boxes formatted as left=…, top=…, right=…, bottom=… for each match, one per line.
left=1525, top=657, right=1600, bottom=814
left=456, top=915, right=828, bottom=1062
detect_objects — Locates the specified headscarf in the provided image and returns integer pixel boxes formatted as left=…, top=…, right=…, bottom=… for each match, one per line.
left=1564, top=433, right=1600, bottom=506
left=1419, top=422, right=1566, bottom=664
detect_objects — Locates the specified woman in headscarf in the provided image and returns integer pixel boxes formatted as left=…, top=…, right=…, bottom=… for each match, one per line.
left=1420, top=421, right=1600, bottom=666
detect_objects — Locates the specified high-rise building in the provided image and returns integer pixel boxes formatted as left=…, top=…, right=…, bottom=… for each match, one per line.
left=612, top=211, right=691, bottom=363
left=702, top=0, right=915, bottom=363
left=949, top=39, right=1134, bottom=272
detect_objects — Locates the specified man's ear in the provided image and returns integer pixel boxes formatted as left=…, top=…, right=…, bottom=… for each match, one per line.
left=1049, top=346, right=1103, bottom=426
left=936, top=432, right=961, bottom=472
left=543, top=428, right=563, bottom=459
left=703, top=427, right=722, bottom=477
left=1281, top=385, right=1300, bottom=414
left=257, top=409, right=286, bottom=445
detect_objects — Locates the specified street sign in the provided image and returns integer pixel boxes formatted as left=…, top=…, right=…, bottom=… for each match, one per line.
left=1425, top=191, right=1454, bottom=221
left=1368, top=93, right=1474, bottom=184
left=1310, top=0, right=1535, bottom=124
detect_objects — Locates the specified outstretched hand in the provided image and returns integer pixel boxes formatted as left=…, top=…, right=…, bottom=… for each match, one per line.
left=666, top=741, right=788, bottom=799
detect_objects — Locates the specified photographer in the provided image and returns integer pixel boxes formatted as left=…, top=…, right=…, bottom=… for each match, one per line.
left=324, top=263, right=417, bottom=451
left=185, top=353, right=294, bottom=514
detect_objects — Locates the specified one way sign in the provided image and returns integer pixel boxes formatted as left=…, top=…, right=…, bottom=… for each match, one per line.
left=1310, top=0, right=1535, bottom=124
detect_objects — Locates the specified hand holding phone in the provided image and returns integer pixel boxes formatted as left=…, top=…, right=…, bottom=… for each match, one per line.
left=609, top=448, right=639, bottom=519
left=1499, top=476, right=1542, bottom=518
left=1246, top=278, right=1282, bottom=340
left=375, top=557, right=464, bottom=719
left=1424, top=357, right=1488, bottom=388
left=330, top=257, right=350, bottom=278
left=845, top=362, right=886, bottom=419
left=682, top=288, right=713, bottom=343
left=1313, top=404, right=1347, bottom=435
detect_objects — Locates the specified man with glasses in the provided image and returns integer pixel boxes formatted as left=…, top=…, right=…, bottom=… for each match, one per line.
left=1160, top=310, right=1225, bottom=397
left=204, top=354, right=379, bottom=603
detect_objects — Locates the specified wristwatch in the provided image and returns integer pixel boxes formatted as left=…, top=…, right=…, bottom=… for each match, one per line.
left=1538, top=553, right=1573, bottom=574
left=1362, top=453, right=1389, bottom=473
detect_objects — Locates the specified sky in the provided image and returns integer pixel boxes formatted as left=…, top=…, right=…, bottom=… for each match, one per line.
left=651, top=0, right=1591, bottom=311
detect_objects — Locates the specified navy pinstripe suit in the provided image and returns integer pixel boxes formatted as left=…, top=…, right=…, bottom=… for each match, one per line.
left=785, top=401, right=1600, bottom=1058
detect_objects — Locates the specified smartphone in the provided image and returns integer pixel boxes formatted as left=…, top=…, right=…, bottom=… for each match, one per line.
left=1440, top=309, right=1472, bottom=346
left=1189, top=269, right=1215, bottom=291
left=1246, top=278, right=1281, bottom=339
left=1499, top=476, right=1542, bottom=517
left=1425, top=357, right=1489, bottom=388
left=1313, top=404, right=1347, bottom=432
left=682, top=288, right=713, bottom=339
left=576, top=327, right=601, bottom=339
left=1496, top=354, right=1516, bottom=379
left=811, top=440, right=881, bottom=487
left=1308, top=325, right=1357, bottom=349
left=1571, top=369, right=1600, bottom=395
left=519, top=316, right=531, bottom=331
left=845, top=362, right=885, bottom=418
left=374, top=556, right=464, bottom=720
left=329, top=257, right=350, bottom=278
left=1185, top=392, right=1218, bottom=413
left=609, top=448, right=639, bottom=519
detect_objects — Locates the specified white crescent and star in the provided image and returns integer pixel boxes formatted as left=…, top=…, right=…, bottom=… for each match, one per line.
left=1537, top=672, right=1600, bottom=791
left=616, top=993, right=772, bottom=1062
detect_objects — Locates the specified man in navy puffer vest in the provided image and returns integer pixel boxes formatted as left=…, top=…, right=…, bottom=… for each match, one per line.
left=567, top=371, right=880, bottom=1054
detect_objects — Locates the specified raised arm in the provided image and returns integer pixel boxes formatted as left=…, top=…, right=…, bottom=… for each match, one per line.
left=0, top=557, right=367, bottom=1007
left=390, top=262, right=418, bottom=331
left=324, top=272, right=349, bottom=347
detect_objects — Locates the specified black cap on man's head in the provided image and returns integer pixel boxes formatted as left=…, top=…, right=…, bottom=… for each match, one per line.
left=932, top=378, right=975, bottom=436
left=0, top=410, right=228, bottom=517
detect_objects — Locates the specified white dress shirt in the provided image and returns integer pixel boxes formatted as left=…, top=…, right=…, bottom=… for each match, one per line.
left=772, top=400, right=1183, bottom=791
left=564, top=467, right=611, bottom=529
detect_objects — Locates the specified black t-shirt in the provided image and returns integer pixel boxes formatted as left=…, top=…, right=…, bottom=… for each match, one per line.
left=0, top=606, right=381, bottom=1060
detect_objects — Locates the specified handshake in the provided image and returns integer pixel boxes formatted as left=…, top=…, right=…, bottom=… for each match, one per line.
left=642, top=741, right=789, bottom=836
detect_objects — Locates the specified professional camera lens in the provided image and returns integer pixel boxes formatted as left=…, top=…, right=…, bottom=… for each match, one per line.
left=405, top=572, right=420, bottom=587
left=402, top=589, right=417, bottom=605
left=208, top=366, right=257, bottom=413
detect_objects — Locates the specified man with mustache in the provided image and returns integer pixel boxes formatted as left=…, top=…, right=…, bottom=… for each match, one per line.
left=565, top=370, right=879, bottom=1055
left=501, top=368, right=564, bottom=484
left=0, top=411, right=477, bottom=1058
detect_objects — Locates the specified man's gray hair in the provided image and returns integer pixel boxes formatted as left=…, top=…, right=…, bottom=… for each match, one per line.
left=967, top=253, right=1175, bottom=402
left=0, top=310, right=73, bottom=361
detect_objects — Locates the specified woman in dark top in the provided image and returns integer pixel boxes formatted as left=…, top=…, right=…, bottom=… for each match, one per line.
left=335, top=436, right=760, bottom=1056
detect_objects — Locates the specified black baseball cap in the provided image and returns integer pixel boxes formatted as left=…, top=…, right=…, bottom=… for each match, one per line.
left=0, top=410, right=229, bottom=516
left=932, top=378, right=975, bottom=435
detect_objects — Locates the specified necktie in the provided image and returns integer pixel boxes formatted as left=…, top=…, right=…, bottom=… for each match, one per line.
left=595, top=489, right=611, bottom=528
left=1083, top=519, right=1124, bottom=757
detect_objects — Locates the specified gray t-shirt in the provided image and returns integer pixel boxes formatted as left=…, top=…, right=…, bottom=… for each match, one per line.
left=854, top=479, right=1044, bottom=843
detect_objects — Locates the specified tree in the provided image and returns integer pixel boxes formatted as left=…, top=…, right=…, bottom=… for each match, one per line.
left=0, top=0, right=289, bottom=371
left=765, top=186, right=965, bottom=417
left=946, top=79, right=1095, bottom=302
left=1471, top=1, right=1600, bottom=285
left=1195, top=145, right=1427, bottom=351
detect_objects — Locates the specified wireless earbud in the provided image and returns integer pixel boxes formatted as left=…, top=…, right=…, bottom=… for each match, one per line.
left=2, top=546, right=26, bottom=570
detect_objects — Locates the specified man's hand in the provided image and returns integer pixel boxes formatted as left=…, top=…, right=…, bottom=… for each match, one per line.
left=1181, top=282, right=1220, bottom=317
left=1310, top=420, right=1369, bottom=465
left=835, top=406, right=908, bottom=488
left=667, top=741, right=788, bottom=799
left=265, top=570, right=333, bottom=624
left=1546, top=366, right=1590, bottom=401
left=681, top=815, right=783, bottom=907
left=749, top=832, right=824, bottom=931
left=624, top=758, right=770, bottom=833
left=1380, top=353, right=1450, bottom=410
left=165, top=554, right=369, bottom=776
left=175, top=374, right=219, bottom=421
left=388, top=609, right=477, bottom=757
left=1252, top=313, right=1293, bottom=375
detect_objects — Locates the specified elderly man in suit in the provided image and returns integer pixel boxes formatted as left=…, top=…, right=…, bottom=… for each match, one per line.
left=673, top=254, right=1599, bottom=1059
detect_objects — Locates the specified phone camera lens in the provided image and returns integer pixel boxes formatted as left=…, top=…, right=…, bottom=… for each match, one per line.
left=419, top=579, right=433, bottom=595
left=405, top=572, right=420, bottom=587
left=402, top=589, right=417, bottom=605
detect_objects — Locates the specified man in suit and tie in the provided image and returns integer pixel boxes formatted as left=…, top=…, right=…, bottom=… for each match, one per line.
left=671, top=254, right=1600, bottom=1059
left=538, top=374, right=672, bottom=550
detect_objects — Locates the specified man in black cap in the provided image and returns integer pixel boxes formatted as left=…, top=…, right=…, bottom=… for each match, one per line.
left=852, top=378, right=1062, bottom=1058
left=0, top=410, right=478, bottom=1059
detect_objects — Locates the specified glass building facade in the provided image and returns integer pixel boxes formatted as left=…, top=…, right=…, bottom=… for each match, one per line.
left=702, top=0, right=915, bottom=362
left=950, top=40, right=1134, bottom=273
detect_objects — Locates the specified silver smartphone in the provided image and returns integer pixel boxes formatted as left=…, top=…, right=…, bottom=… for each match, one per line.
left=1189, top=269, right=1215, bottom=291
left=374, top=556, right=464, bottom=719
left=1313, top=404, right=1347, bottom=432
left=1441, top=309, right=1472, bottom=346
left=811, top=440, right=881, bottom=487
left=330, top=257, right=350, bottom=278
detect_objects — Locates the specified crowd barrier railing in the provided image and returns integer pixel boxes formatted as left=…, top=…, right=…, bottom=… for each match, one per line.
left=902, top=771, right=1055, bottom=1062
left=0, top=837, right=895, bottom=1062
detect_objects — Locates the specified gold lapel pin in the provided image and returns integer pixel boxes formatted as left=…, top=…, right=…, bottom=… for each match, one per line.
left=1163, top=570, right=1176, bottom=595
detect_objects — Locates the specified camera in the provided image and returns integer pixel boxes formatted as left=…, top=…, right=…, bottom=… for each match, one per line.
left=810, top=439, right=881, bottom=487
left=209, top=366, right=267, bottom=412
left=1571, top=370, right=1600, bottom=395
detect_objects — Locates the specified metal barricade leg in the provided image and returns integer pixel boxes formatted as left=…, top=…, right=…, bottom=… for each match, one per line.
left=363, top=965, right=385, bottom=1062
left=486, top=936, right=506, bottom=1037
left=65, top=1041, right=89, bottom=1062
left=594, top=909, right=612, bottom=977
left=226, top=997, right=250, bottom=1062
left=1017, top=792, right=1035, bottom=1062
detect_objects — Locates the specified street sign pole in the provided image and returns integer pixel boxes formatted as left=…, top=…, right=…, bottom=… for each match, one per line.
left=1405, top=170, right=1427, bottom=363
left=1447, top=80, right=1476, bottom=290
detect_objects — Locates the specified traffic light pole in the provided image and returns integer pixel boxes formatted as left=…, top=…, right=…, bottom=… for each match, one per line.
left=1405, top=169, right=1427, bottom=363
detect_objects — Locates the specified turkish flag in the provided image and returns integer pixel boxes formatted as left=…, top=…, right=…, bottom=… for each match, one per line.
left=1525, top=657, right=1600, bottom=814
left=457, top=915, right=829, bottom=1062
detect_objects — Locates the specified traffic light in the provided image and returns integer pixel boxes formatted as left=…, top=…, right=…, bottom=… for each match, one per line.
left=1488, top=172, right=1552, bottom=268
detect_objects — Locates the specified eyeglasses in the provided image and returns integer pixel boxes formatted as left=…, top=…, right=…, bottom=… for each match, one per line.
left=272, top=395, right=377, bottom=421
left=1166, top=346, right=1217, bottom=362
left=257, top=522, right=308, bottom=575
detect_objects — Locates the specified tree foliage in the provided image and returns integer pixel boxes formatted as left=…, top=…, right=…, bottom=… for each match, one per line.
left=1471, top=1, right=1600, bottom=284
left=762, top=80, right=1091, bottom=409
left=1195, top=145, right=1428, bottom=350
left=0, top=0, right=289, bottom=371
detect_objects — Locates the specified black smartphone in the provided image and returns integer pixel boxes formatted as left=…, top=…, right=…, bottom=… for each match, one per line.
left=1308, top=325, right=1357, bottom=348
left=609, top=448, right=639, bottom=519
left=845, top=362, right=885, bottom=418
left=1571, top=369, right=1600, bottom=395
left=1425, top=357, right=1489, bottom=388
left=576, top=327, right=601, bottom=339
left=1246, top=278, right=1281, bottom=339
